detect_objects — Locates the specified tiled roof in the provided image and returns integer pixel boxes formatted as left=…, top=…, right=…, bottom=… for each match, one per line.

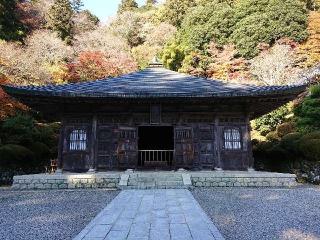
left=2, top=67, right=306, bottom=98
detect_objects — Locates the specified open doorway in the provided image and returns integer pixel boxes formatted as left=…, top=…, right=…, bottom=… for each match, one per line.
left=138, top=126, right=174, bottom=168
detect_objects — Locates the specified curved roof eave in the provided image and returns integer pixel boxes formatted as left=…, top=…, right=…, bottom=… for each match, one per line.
left=1, top=83, right=307, bottom=99
left=0, top=67, right=308, bottom=100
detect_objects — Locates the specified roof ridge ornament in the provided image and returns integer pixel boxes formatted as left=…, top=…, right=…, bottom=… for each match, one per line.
left=149, top=56, right=164, bottom=68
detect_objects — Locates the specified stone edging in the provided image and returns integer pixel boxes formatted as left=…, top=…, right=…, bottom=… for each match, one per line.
left=12, top=173, right=120, bottom=190
left=11, top=171, right=298, bottom=190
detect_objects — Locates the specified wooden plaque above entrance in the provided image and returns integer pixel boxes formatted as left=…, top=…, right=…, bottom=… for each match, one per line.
left=150, top=104, right=161, bottom=124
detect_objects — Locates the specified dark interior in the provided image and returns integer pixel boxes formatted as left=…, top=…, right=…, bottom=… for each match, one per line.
left=138, top=126, right=174, bottom=150
left=138, top=126, right=174, bottom=167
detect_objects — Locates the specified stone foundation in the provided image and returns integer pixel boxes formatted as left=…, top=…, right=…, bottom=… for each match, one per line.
left=12, top=172, right=120, bottom=190
left=190, top=171, right=297, bottom=187
left=11, top=171, right=297, bottom=190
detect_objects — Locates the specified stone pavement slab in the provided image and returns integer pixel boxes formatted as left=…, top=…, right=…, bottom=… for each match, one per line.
left=74, top=189, right=224, bottom=240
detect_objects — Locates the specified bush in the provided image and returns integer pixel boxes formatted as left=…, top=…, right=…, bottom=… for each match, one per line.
left=299, top=139, right=320, bottom=162
left=281, top=132, right=302, bottom=145
left=253, top=140, right=294, bottom=172
left=280, top=132, right=303, bottom=158
left=0, top=114, right=37, bottom=145
left=254, top=132, right=304, bottom=172
left=28, top=142, right=51, bottom=165
left=253, top=104, right=291, bottom=136
left=266, top=131, right=280, bottom=142
left=294, top=96, right=320, bottom=132
left=310, top=84, right=320, bottom=98
left=276, top=122, right=294, bottom=137
left=299, top=131, right=320, bottom=141
left=34, top=122, right=60, bottom=158
left=0, top=144, right=35, bottom=170
left=0, top=114, right=60, bottom=178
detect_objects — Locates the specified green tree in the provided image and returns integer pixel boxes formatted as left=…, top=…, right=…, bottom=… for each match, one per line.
left=46, top=0, right=74, bottom=43
left=161, top=40, right=187, bottom=71
left=110, top=11, right=144, bottom=47
left=1, top=114, right=35, bottom=145
left=0, top=0, right=26, bottom=41
left=179, top=1, right=235, bottom=50
left=118, top=0, right=138, bottom=13
left=294, top=85, right=320, bottom=132
left=159, top=0, right=197, bottom=27
left=303, top=0, right=320, bottom=10
left=231, top=0, right=308, bottom=58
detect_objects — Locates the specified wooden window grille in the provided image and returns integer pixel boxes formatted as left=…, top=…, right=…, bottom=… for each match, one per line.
left=223, top=128, right=241, bottom=150
left=69, top=129, right=87, bottom=151
left=119, top=130, right=136, bottom=139
left=175, top=129, right=192, bottom=140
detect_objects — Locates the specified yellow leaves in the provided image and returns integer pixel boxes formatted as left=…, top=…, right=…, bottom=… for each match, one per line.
left=298, top=11, right=320, bottom=68
left=46, top=64, right=68, bottom=84
left=209, top=62, right=231, bottom=81
left=132, top=44, right=159, bottom=69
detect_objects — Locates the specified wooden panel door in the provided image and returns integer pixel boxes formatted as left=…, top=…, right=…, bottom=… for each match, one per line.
left=96, top=126, right=117, bottom=170
left=199, top=125, right=215, bottom=169
left=174, top=127, right=194, bottom=169
left=117, top=127, right=138, bottom=169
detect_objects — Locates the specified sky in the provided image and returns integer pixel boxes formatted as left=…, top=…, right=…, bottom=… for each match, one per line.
left=82, top=0, right=159, bottom=22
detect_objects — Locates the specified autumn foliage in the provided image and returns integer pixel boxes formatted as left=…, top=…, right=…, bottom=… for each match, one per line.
left=298, top=11, right=320, bottom=68
left=180, top=42, right=252, bottom=83
left=0, top=75, right=26, bottom=121
left=65, top=51, right=137, bottom=82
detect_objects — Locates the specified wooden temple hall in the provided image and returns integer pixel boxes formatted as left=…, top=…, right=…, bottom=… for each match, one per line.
left=2, top=63, right=306, bottom=172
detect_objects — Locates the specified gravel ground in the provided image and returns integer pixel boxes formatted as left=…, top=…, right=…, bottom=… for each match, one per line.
left=0, top=188, right=119, bottom=240
left=192, top=186, right=320, bottom=240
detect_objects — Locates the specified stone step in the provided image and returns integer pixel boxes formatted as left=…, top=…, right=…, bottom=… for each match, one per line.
left=125, top=173, right=186, bottom=189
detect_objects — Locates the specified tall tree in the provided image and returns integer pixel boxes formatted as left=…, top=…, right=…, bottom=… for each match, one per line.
left=73, top=10, right=99, bottom=34
left=251, top=41, right=300, bottom=85
left=46, top=0, right=74, bottom=43
left=71, top=0, right=83, bottom=13
left=118, top=0, right=138, bottom=13
left=159, top=0, right=196, bottom=27
left=231, top=0, right=308, bottom=58
left=0, top=0, right=26, bottom=41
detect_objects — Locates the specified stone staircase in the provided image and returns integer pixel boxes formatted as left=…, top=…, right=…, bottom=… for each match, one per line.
left=119, top=171, right=192, bottom=189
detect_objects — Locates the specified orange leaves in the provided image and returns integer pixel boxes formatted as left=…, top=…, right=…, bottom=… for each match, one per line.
left=298, top=11, right=320, bottom=68
left=65, top=51, right=137, bottom=82
left=0, top=74, right=27, bottom=121
left=182, top=43, right=252, bottom=83
left=207, top=44, right=251, bottom=83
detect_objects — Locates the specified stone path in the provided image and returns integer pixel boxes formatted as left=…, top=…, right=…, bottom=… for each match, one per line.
left=74, top=189, right=224, bottom=240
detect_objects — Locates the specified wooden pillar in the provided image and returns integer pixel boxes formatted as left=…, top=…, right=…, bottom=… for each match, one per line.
left=88, top=115, right=97, bottom=172
left=245, top=114, right=254, bottom=170
left=56, top=119, right=65, bottom=173
left=214, top=116, right=222, bottom=170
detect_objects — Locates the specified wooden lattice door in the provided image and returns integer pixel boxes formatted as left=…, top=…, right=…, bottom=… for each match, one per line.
left=174, top=127, right=194, bottom=169
left=116, top=127, right=138, bottom=168
left=96, top=126, right=117, bottom=170
left=199, top=125, right=215, bottom=169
